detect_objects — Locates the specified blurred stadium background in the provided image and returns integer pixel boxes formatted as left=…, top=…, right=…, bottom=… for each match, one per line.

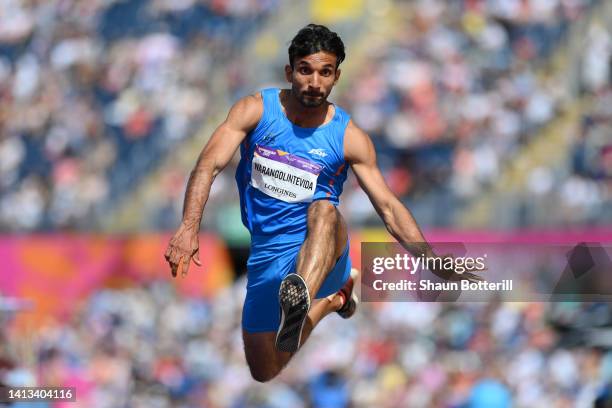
left=1, top=0, right=612, bottom=406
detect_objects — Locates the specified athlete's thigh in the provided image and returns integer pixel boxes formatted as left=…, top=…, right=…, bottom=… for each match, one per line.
left=307, top=199, right=348, bottom=260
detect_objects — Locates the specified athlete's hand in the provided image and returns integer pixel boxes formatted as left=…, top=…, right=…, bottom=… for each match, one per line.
left=427, top=254, right=486, bottom=283
left=165, top=223, right=202, bottom=278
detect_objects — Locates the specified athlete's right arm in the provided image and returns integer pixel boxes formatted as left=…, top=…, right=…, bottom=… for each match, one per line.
left=165, top=94, right=263, bottom=277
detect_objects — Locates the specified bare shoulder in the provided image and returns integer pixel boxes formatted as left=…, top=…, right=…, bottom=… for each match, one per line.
left=226, top=92, right=264, bottom=131
left=344, top=119, right=376, bottom=164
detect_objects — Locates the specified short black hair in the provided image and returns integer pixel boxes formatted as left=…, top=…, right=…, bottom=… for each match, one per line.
left=288, top=24, right=345, bottom=69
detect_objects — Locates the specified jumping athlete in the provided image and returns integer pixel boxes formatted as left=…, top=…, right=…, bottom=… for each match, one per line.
left=165, top=24, right=482, bottom=382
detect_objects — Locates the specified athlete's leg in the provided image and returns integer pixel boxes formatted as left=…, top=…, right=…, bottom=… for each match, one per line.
left=297, top=199, right=348, bottom=296
left=243, top=200, right=352, bottom=382
left=275, top=200, right=349, bottom=352
left=242, top=295, right=344, bottom=383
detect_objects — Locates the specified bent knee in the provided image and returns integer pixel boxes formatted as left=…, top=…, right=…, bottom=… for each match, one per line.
left=242, top=331, right=284, bottom=382
left=307, top=200, right=337, bottom=222
left=247, top=363, right=281, bottom=383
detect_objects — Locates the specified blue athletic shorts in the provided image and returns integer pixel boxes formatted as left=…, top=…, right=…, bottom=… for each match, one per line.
left=242, top=233, right=351, bottom=333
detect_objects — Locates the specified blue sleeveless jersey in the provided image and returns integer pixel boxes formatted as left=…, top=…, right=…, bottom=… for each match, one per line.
left=235, top=88, right=350, bottom=239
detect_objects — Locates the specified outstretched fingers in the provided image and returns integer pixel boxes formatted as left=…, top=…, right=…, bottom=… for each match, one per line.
left=166, top=247, right=185, bottom=277
left=165, top=227, right=200, bottom=278
left=180, top=253, right=191, bottom=277
left=166, top=246, right=199, bottom=278
left=166, top=247, right=181, bottom=277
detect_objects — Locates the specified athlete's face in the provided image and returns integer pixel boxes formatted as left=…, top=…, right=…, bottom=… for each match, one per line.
left=285, top=51, right=341, bottom=108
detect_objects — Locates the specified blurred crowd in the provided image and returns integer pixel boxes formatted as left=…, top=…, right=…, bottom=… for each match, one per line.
left=2, top=1, right=611, bottom=407
left=515, top=16, right=612, bottom=228
left=0, top=0, right=610, bottom=233
left=3, top=281, right=612, bottom=407
left=0, top=0, right=275, bottom=231
left=564, top=84, right=612, bottom=223
left=335, top=0, right=610, bottom=227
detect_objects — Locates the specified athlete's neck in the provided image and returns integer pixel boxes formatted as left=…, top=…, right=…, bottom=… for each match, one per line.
left=280, top=89, right=334, bottom=128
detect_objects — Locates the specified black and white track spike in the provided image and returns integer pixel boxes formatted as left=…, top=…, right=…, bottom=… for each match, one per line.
left=275, top=273, right=311, bottom=353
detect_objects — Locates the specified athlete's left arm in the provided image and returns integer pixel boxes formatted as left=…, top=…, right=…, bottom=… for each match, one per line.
left=345, top=120, right=432, bottom=257
left=344, top=120, right=483, bottom=281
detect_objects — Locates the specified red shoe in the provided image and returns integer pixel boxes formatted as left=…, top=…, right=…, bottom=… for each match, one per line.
left=337, top=268, right=359, bottom=319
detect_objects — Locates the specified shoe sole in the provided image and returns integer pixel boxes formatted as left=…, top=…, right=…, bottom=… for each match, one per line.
left=275, top=274, right=310, bottom=353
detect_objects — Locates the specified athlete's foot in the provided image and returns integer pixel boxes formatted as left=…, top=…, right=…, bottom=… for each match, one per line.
left=276, top=273, right=311, bottom=353
left=336, top=268, right=359, bottom=319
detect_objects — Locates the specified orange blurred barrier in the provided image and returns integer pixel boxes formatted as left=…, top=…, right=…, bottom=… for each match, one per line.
left=0, top=234, right=233, bottom=328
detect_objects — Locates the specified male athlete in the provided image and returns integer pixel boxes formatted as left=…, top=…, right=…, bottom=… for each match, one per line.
left=165, top=24, right=482, bottom=382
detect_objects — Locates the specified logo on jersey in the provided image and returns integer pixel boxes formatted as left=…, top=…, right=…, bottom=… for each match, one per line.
left=308, top=148, right=328, bottom=158
left=261, top=133, right=277, bottom=145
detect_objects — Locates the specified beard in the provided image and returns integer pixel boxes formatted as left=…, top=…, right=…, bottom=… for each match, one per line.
left=294, top=88, right=327, bottom=108
left=299, top=94, right=325, bottom=107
